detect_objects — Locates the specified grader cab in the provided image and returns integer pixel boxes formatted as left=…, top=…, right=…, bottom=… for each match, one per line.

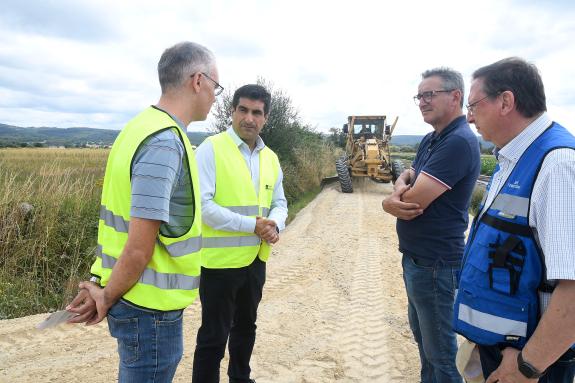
left=336, top=115, right=404, bottom=193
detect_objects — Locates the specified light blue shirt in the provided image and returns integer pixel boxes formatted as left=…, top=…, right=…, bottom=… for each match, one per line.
left=195, top=128, right=288, bottom=234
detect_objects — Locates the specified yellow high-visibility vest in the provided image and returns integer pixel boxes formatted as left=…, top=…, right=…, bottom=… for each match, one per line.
left=90, top=106, right=202, bottom=311
left=201, top=132, right=279, bottom=269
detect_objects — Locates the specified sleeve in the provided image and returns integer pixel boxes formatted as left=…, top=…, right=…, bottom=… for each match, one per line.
left=267, top=163, right=288, bottom=231
left=420, top=136, right=476, bottom=189
left=130, top=131, right=183, bottom=222
left=531, top=149, right=575, bottom=280
left=195, top=139, right=256, bottom=233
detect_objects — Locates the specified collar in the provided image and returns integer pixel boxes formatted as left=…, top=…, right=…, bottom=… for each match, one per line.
left=429, top=115, right=466, bottom=144
left=497, top=113, right=552, bottom=164
left=226, top=127, right=265, bottom=152
left=151, top=105, right=187, bottom=132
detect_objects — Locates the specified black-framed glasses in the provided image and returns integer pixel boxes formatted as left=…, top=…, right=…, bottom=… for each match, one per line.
left=465, top=92, right=500, bottom=115
left=191, top=72, right=224, bottom=96
left=413, top=89, right=455, bottom=106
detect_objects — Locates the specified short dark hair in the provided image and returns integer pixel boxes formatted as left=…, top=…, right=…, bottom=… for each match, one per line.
left=472, top=57, right=546, bottom=118
left=232, top=84, right=272, bottom=116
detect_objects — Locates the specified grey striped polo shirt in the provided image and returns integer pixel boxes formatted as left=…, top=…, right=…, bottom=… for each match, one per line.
left=130, top=110, right=194, bottom=237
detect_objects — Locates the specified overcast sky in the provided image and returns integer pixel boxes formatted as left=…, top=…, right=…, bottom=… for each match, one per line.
left=1, top=0, right=574, bottom=135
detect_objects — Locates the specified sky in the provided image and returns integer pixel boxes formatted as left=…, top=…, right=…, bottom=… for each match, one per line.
left=1, top=0, right=574, bottom=136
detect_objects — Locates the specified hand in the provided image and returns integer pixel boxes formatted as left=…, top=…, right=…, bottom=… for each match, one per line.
left=66, top=285, right=97, bottom=324
left=75, top=282, right=115, bottom=325
left=382, top=185, right=423, bottom=220
left=486, top=347, right=536, bottom=383
left=255, top=217, right=279, bottom=244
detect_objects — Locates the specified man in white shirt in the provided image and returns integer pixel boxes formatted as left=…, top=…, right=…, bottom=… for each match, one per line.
left=192, top=84, right=288, bottom=383
left=454, top=57, right=575, bottom=383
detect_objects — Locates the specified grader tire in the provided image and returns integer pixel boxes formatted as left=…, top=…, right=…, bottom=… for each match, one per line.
left=336, top=157, right=353, bottom=193
left=391, top=159, right=405, bottom=184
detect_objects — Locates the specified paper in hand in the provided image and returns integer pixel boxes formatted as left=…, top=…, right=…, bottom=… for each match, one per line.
left=36, top=310, right=78, bottom=330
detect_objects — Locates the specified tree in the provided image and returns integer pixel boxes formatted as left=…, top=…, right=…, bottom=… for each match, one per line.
left=211, top=78, right=321, bottom=164
left=211, top=78, right=337, bottom=204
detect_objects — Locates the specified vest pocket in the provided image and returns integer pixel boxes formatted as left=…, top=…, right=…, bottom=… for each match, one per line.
left=464, top=236, right=526, bottom=296
left=456, top=286, right=531, bottom=347
left=487, top=235, right=526, bottom=295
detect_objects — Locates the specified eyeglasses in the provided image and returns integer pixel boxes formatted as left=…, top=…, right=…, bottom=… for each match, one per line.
left=413, top=89, right=455, bottom=106
left=465, top=93, right=497, bottom=115
left=191, top=72, right=224, bottom=96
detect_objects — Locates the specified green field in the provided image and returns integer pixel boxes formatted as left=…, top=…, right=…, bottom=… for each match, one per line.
left=392, top=152, right=497, bottom=176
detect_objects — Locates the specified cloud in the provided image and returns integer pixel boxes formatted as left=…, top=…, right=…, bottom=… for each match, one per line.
left=0, top=0, right=119, bottom=42
left=0, top=0, right=574, bottom=136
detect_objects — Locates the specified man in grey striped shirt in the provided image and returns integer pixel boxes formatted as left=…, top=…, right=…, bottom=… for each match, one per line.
left=463, top=57, right=575, bottom=383
left=66, top=41, right=222, bottom=382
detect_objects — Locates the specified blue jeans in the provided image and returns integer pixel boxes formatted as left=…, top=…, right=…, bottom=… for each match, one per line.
left=107, top=300, right=184, bottom=383
left=402, top=254, right=463, bottom=383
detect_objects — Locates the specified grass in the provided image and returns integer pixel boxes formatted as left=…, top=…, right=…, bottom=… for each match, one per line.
left=480, top=155, right=497, bottom=175
left=0, top=144, right=336, bottom=319
left=0, top=148, right=107, bottom=319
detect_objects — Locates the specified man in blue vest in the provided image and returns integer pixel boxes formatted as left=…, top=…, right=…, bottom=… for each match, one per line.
left=454, top=57, right=575, bottom=382
left=65, top=41, right=222, bottom=382
left=192, top=84, right=288, bottom=383
left=383, top=68, right=480, bottom=383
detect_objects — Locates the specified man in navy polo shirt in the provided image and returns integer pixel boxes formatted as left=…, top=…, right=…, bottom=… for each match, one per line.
left=383, top=67, right=480, bottom=383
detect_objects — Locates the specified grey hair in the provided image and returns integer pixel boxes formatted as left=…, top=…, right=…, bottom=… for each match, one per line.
left=421, top=67, right=465, bottom=107
left=157, top=41, right=216, bottom=93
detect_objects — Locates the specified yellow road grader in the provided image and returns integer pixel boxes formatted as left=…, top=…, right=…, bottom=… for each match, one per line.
left=336, top=115, right=404, bottom=193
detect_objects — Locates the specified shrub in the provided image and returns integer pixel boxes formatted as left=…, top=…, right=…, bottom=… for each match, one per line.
left=481, top=155, right=497, bottom=176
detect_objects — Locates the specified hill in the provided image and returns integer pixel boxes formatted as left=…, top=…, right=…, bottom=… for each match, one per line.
left=0, top=123, right=211, bottom=147
left=391, top=134, right=494, bottom=151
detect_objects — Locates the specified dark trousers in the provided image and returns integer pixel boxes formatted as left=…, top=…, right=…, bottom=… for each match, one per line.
left=478, top=345, right=575, bottom=383
left=192, top=257, right=266, bottom=383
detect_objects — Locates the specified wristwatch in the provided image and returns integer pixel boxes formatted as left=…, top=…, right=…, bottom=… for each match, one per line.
left=517, top=351, right=545, bottom=379
left=89, top=276, right=101, bottom=284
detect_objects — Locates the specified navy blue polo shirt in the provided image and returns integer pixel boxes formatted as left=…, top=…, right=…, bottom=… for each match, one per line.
left=396, top=115, right=480, bottom=263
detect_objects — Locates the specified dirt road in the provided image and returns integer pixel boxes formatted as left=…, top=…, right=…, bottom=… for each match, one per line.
left=0, top=180, right=419, bottom=382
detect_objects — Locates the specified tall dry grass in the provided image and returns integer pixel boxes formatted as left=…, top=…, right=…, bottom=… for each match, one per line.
left=282, top=141, right=340, bottom=203
left=0, top=142, right=337, bottom=319
left=0, top=148, right=108, bottom=319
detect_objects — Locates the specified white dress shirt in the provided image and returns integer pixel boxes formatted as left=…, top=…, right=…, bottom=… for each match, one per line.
left=479, top=113, right=575, bottom=312
left=195, top=128, right=288, bottom=234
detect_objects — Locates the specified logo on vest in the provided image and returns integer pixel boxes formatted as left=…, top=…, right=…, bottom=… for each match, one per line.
left=505, top=335, right=521, bottom=342
left=508, top=180, right=521, bottom=190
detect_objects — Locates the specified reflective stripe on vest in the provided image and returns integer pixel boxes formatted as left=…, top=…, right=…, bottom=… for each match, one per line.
left=491, top=194, right=530, bottom=218
left=99, top=205, right=203, bottom=257
left=226, top=205, right=270, bottom=216
left=201, top=131, right=279, bottom=269
left=458, top=303, right=527, bottom=337
left=100, top=205, right=129, bottom=233
left=202, top=235, right=261, bottom=248
left=96, top=246, right=200, bottom=290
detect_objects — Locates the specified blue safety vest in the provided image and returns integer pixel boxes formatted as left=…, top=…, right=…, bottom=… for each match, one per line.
left=454, top=122, right=575, bottom=348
